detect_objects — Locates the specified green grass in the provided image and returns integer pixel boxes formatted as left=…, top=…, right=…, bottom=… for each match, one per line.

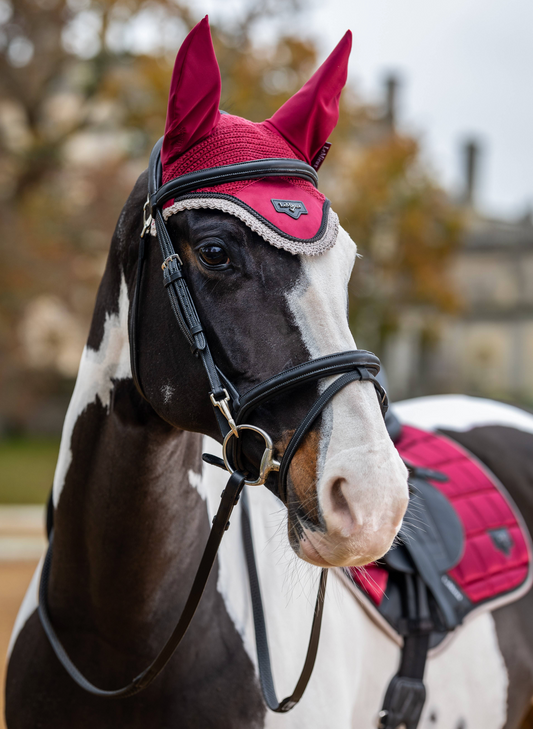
left=0, top=437, right=60, bottom=504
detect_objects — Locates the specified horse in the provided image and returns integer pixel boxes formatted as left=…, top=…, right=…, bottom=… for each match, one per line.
left=5, top=17, right=533, bottom=729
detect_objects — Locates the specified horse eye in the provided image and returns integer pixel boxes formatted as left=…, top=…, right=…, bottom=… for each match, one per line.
left=198, top=244, right=230, bottom=267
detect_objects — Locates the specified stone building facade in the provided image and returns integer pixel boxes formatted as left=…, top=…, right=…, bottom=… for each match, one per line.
left=434, top=212, right=533, bottom=403
left=384, top=145, right=533, bottom=407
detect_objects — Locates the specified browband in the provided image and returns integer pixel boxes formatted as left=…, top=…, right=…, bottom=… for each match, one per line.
left=148, top=137, right=319, bottom=212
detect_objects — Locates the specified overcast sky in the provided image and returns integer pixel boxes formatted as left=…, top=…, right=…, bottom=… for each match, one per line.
left=307, top=0, right=533, bottom=220
left=200, top=0, right=532, bottom=220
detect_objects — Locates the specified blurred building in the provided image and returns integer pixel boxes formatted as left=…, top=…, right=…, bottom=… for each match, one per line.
left=385, top=139, right=533, bottom=406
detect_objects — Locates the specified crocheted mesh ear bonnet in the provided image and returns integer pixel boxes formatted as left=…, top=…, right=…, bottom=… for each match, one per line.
left=157, top=17, right=352, bottom=256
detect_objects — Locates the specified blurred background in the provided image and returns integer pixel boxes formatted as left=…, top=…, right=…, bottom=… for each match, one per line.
left=0, top=0, right=531, bottom=501
left=0, top=1, right=532, bottom=723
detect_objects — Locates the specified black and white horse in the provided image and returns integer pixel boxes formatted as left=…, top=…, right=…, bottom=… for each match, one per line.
left=5, top=21, right=533, bottom=729
left=6, top=183, right=533, bottom=729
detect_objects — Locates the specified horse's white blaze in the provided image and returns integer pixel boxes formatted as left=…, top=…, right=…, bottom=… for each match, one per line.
left=286, top=226, right=408, bottom=565
left=394, top=393, right=533, bottom=435
left=52, top=275, right=132, bottom=506
left=286, top=226, right=356, bottom=358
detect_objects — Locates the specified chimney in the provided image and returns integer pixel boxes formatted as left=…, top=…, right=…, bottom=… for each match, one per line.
left=462, top=139, right=480, bottom=207
left=384, top=75, right=399, bottom=131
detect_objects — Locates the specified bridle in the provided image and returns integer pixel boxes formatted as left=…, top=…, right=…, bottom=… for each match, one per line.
left=38, top=137, right=389, bottom=710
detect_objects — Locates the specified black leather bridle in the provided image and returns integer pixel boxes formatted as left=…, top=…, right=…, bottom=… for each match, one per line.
left=38, top=137, right=388, bottom=710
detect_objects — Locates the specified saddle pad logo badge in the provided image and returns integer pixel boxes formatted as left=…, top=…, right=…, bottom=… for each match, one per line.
left=271, top=199, right=308, bottom=220
left=488, top=527, right=514, bottom=557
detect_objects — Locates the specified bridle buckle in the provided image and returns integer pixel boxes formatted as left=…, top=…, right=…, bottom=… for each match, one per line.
left=161, top=253, right=183, bottom=270
left=210, top=389, right=238, bottom=438
left=141, top=195, right=152, bottom=238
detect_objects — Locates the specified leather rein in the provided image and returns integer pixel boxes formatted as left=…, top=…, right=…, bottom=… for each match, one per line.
left=38, top=137, right=388, bottom=710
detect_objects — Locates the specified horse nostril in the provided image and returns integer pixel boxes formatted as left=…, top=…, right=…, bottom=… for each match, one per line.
left=331, top=478, right=348, bottom=513
left=328, top=478, right=356, bottom=534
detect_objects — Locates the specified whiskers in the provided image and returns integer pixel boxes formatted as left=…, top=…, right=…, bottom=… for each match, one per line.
left=349, top=562, right=387, bottom=600
left=394, top=491, right=427, bottom=548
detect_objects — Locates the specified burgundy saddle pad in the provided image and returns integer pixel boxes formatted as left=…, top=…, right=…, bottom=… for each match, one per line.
left=345, top=425, right=532, bottom=641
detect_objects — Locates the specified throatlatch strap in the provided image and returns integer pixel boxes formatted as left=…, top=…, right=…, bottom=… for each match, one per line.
left=38, top=471, right=246, bottom=698
left=241, top=489, right=328, bottom=712
left=129, top=234, right=147, bottom=400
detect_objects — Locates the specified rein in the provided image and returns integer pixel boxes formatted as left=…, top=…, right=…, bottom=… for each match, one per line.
left=38, top=137, right=388, bottom=709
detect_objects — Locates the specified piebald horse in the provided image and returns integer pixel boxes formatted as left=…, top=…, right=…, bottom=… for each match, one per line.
left=5, top=18, right=533, bottom=729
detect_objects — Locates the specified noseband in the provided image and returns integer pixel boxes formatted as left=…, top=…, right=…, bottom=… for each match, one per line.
left=38, top=137, right=388, bottom=710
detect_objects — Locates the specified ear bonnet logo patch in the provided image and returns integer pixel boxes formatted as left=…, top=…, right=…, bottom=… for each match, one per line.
left=271, top=199, right=308, bottom=220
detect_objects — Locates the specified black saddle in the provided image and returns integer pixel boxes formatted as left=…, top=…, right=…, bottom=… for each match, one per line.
left=382, top=473, right=467, bottom=635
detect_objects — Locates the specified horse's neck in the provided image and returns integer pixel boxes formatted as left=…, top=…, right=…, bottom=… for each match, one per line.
left=51, top=274, right=208, bottom=643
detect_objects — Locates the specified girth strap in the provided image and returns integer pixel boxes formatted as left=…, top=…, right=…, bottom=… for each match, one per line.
left=378, top=574, right=432, bottom=729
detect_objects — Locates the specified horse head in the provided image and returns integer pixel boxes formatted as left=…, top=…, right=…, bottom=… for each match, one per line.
left=123, top=17, right=408, bottom=569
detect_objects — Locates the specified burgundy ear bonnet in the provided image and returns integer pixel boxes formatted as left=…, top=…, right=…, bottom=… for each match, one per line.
left=157, top=17, right=352, bottom=255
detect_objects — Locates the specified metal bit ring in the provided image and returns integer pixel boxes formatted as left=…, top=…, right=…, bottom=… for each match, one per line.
left=222, top=425, right=280, bottom=487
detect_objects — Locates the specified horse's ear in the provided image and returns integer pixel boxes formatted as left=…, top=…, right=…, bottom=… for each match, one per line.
left=264, top=31, right=352, bottom=165
left=161, top=16, right=221, bottom=167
